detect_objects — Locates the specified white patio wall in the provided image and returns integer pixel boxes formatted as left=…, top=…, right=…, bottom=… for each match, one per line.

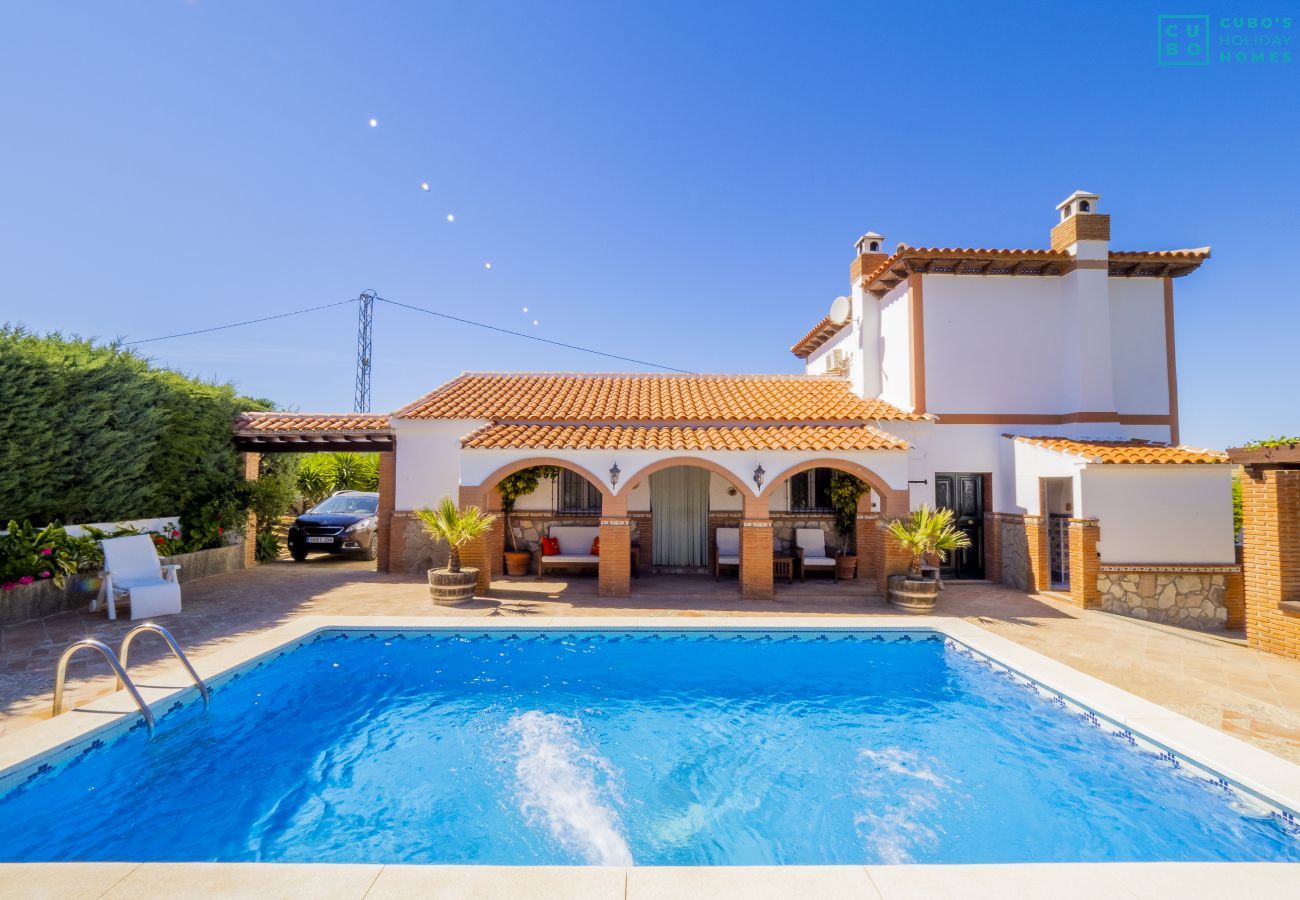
left=1080, top=465, right=1236, bottom=564
left=1008, top=439, right=1235, bottom=565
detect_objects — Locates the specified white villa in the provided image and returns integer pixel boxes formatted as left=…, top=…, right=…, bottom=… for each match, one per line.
left=234, top=191, right=1241, bottom=627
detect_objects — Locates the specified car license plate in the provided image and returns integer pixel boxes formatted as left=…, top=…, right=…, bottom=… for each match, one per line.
left=306, top=536, right=334, bottom=544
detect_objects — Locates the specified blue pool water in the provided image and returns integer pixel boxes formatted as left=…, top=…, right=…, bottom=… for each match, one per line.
left=1, top=629, right=1298, bottom=865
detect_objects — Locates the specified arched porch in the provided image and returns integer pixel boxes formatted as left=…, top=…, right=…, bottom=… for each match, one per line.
left=460, top=457, right=620, bottom=597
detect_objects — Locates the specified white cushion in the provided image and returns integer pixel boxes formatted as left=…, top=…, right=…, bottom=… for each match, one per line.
left=718, top=555, right=740, bottom=565
left=795, top=528, right=828, bottom=558
left=543, top=554, right=599, bottom=564
left=803, top=556, right=836, bottom=568
left=548, top=526, right=601, bottom=555
left=715, top=528, right=740, bottom=556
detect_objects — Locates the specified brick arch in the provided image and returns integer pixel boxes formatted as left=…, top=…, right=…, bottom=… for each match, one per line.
left=469, top=456, right=614, bottom=511
left=759, top=458, right=907, bottom=516
left=617, top=456, right=751, bottom=499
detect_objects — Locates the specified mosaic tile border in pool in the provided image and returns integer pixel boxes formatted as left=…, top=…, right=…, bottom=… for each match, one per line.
left=1, top=616, right=1298, bottom=833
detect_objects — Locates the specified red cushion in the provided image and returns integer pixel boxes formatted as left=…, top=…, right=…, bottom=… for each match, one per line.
left=590, top=536, right=600, bottom=556
left=541, top=537, right=560, bottom=556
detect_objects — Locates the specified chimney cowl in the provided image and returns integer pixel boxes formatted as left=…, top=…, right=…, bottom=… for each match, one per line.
left=1056, top=190, right=1100, bottom=221
left=854, top=231, right=886, bottom=255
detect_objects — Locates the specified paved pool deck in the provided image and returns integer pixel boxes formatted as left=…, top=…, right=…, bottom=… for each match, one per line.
left=3, top=558, right=1299, bottom=764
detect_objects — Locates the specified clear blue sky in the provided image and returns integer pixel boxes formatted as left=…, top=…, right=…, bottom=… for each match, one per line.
left=1, top=1, right=1296, bottom=449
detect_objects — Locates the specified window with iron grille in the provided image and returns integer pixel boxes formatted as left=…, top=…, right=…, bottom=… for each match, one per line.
left=557, top=469, right=602, bottom=514
left=788, top=468, right=834, bottom=512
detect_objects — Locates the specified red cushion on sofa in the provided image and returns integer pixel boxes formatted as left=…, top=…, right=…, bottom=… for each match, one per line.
left=541, top=537, right=560, bottom=556
left=590, top=536, right=600, bottom=556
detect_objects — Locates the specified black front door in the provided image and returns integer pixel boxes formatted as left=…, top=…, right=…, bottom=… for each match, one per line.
left=934, top=473, right=985, bottom=579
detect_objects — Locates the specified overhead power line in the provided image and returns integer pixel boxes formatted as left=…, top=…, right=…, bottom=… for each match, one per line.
left=123, top=298, right=357, bottom=346
left=375, top=295, right=692, bottom=373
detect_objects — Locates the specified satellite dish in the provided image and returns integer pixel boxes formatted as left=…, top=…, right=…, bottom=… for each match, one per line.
left=828, top=295, right=851, bottom=325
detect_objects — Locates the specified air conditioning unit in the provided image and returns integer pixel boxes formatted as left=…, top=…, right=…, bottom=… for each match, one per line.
left=825, top=349, right=850, bottom=376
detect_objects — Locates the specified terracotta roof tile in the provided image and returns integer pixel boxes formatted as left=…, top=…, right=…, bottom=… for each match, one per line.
left=395, top=373, right=923, bottom=422
left=462, top=423, right=908, bottom=452
left=1008, top=436, right=1227, bottom=465
left=233, top=411, right=392, bottom=434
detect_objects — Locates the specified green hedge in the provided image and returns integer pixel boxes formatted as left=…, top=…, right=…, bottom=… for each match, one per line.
left=0, top=327, right=270, bottom=536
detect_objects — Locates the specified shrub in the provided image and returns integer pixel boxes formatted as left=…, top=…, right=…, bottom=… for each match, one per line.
left=0, top=327, right=269, bottom=536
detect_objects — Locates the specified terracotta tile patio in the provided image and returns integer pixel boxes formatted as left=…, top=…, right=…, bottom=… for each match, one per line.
left=3, top=559, right=1300, bottom=765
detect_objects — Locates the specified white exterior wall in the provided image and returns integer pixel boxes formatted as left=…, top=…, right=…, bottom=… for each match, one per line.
left=922, top=275, right=1071, bottom=415
left=391, top=419, right=485, bottom=509
left=878, top=284, right=913, bottom=411
left=457, top=447, right=912, bottom=501
left=1081, top=465, right=1236, bottom=564
left=1108, top=278, right=1171, bottom=415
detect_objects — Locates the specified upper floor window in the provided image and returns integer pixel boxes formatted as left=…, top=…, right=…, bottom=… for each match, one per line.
left=557, top=469, right=602, bottom=514
left=788, top=468, right=833, bottom=513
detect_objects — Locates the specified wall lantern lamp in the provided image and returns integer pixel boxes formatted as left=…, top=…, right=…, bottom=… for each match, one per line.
left=752, top=464, right=765, bottom=490
left=609, top=462, right=621, bottom=487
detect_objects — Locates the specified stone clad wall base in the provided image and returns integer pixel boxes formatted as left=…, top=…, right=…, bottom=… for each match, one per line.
left=1098, top=567, right=1238, bottom=631
left=998, top=515, right=1031, bottom=591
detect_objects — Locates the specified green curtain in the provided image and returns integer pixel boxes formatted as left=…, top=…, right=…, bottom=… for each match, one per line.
left=650, top=467, right=709, bottom=567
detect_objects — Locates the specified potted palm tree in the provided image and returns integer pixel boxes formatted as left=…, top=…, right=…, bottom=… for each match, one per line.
left=416, top=497, right=497, bottom=605
left=884, top=505, right=971, bottom=613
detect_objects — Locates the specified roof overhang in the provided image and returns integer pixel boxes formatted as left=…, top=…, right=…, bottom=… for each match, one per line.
left=859, top=245, right=1211, bottom=299
left=232, top=412, right=395, bottom=453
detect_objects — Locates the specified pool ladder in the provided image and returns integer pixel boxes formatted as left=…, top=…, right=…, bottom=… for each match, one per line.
left=52, top=623, right=211, bottom=736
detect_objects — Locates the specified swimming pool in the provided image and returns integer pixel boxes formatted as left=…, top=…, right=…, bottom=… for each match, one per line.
left=2, top=626, right=1298, bottom=866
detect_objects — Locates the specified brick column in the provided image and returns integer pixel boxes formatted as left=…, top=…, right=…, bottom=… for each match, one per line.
left=598, top=517, right=633, bottom=597
left=984, top=512, right=1002, bottom=583
left=856, top=513, right=881, bottom=585
left=375, top=450, right=396, bottom=573
left=879, top=523, right=912, bottom=594
left=1067, top=518, right=1101, bottom=609
left=1241, top=466, right=1300, bottom=660
left=1024, top=515, right=1049, bottom=593
left=1225, top=546, right=1245, bottom=629
left=458, top=486, right=493, bottom=596
left=740, top=519, right=774, bottom=600
left=240, top=452, right=259, bottom=568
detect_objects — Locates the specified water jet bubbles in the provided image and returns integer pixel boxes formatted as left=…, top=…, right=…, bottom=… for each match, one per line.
left=368, top=118, right=378, bottom=128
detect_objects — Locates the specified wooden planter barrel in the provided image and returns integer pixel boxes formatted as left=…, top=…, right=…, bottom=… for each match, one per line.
left=888, top=574, right=940, bottom=613
left=428, top=567, right=479, bottom=605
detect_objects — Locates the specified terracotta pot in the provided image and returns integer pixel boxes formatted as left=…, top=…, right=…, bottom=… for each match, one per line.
left=888, top=574, right=940, bottom=613
left=835, top=556, right=857, bottom=579
left=428, top=567, right=479, bottom=605
left=504, top=551, right=531, bottom=576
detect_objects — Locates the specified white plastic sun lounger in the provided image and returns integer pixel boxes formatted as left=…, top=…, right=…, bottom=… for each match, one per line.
left=97, top=534, right=183, bottom=620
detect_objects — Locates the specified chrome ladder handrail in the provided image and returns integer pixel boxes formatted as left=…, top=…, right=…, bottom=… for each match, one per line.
left=117, top=623, right=211, bottom=708
left=52, top=639, right=155, bottom=735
